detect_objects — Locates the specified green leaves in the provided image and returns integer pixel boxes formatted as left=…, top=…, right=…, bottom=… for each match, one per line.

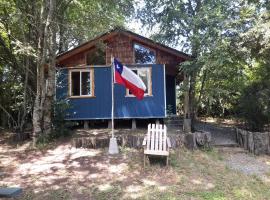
left=138, top=0, right=269, bottom=126
left=0, top=0, right=135, bottom=130
left=59, top=0, right=133, bottom=50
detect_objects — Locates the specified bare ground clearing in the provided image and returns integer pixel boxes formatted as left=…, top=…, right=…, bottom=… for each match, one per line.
left=1, top=130, right=270, bottom=200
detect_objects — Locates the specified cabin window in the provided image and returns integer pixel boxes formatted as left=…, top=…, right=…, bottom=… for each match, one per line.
left=69, top=69, right=94, bottom=97
left=126, top=67, right=152, bottom=97
left=86, top=48, right=106, bottom=65
left=134, top=43, right=156, bottom=64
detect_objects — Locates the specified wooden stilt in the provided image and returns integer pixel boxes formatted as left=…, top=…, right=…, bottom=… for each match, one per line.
left=132, top=119, right=136, bottom=130
left=84, top=121, right=89, bottom=129
left=108, top=120, right=112, bottom=129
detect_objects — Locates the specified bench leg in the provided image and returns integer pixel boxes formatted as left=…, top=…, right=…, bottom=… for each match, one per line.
left=166, top=156, right=169, bottom=166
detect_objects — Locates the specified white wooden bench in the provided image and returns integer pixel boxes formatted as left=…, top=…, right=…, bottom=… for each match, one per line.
left=142, top=124, right=171, bottom=167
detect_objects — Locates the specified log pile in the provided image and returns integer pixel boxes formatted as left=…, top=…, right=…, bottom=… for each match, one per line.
left=235, top=128, right=270, bottom=155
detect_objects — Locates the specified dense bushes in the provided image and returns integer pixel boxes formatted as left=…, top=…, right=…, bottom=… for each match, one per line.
left=238, top=81, right=270, bottom=131
left=37, top=100, right=74, bottom=144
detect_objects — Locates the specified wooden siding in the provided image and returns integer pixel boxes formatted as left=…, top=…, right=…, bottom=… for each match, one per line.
left=105, top=33, right=183, bottom=69
left=56, top=64, right=166, bottom=120
left=58, top=51, right=86, bottom=68
left=58, top=33, right=183, bottom=76
left=105, top=34, right=134, bottom=64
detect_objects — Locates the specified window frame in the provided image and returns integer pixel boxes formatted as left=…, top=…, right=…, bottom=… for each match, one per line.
left=125, top=66, right=152, bottom=97
left=133, top=42, right=156, bottom=64
left=68, top=68, right=95, bottom=98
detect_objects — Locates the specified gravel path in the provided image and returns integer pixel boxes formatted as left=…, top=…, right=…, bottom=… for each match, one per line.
left=220, top=147, right=270, bottom=182
left=196, top=121, right=270, bottom=182
left=195, top=121, right=237, bottom=146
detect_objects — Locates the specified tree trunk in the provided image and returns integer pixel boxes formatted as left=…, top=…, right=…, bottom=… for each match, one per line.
left=43, top=9, right=57, bottom=135
left=196, top=69, right=207, bottom=117
left=32, top=0, right=57, bottom=146
left=186, top=0, right=202, bottom=132
left=189, top=70, right=197, bottom=132
left=19, top=57, right=29, bottom=132
left=183, top=72, right=191, bottom=133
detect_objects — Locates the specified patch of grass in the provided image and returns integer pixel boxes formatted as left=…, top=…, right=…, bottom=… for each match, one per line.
left=21, top=189, right=71, bottom=200
left=92, top=185, right=122, bottom=200
left=45, top=189, right=71, bottom=200
left=160, top=148, right=270, bottom=200
left=203, top=148, right=223, bottom=161
left=185, top=190, right=226, bottom=200
left=169, top=151, right=180, bottom=168
left=146, top=191, right=178, bottom=200
left=199, top=190, right=226, bottom=200
left=21, top=191, right=35, bottom=200
left=2, top=140, right=270, bottom=200
left=140, top=186, right=181, bottom=200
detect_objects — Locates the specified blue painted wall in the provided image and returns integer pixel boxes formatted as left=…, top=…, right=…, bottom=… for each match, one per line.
left=166, top=75, right=176, bottom=114
left=56, top=64, right=166, bottom=120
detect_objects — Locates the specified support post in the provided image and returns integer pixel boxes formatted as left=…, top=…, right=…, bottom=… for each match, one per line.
left=132, top=119, right=136, bottom=130
left=155, top=119, right=160, bottom=125
left=83, top=121, right=89, bottom=129
left=108, top=120, right=112, bottom=129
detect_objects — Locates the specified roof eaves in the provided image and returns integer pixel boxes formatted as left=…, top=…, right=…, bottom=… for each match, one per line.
left=57, top=27, right=193, bottom=62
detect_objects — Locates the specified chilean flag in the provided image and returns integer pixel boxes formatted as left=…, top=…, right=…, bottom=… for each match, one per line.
left=114, top=58, right=146, bottom=100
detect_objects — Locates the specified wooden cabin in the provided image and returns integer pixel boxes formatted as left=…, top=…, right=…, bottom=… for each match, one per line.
left=56, top=28, right=191, bottom=126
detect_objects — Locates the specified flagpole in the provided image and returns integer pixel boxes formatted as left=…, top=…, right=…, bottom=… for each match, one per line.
left=111, top=56, right=114, bottom=138
left=108, top=56, right=119, bottom=154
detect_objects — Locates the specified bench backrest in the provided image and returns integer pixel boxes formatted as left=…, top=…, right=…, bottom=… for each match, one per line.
left=146, top=124, right=168, bottom=152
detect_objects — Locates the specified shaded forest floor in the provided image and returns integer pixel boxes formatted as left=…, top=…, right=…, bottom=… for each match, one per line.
left=195, top=118, right=238, bottom=146
left=1, top=130, right=270, bottom=200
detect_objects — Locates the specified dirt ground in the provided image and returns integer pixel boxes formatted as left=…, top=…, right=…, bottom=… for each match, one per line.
left=1, top=130, right=270, bottom=200
left=195, top=118, right=238, bottom=146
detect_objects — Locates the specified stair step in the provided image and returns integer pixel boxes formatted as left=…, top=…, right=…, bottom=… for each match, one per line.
left=165, top=116, right=183, bottom=120
left=165, top=122, right=183, bottom=125
left=166, top=126, right=183, bottom=129
left=213, top=143, right=239, bottom=147
left=164, top=121, right=183, bottom=124
left=165, top=120, right=183, bottom=123
left=164, top=119, right=183, bottom=122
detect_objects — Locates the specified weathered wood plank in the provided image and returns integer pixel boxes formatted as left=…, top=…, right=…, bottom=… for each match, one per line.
left=155, top=125, right=159, bottom=151
left=150, top=124, right=155, bottom=150
left=159, top=125, right=163, bottom=151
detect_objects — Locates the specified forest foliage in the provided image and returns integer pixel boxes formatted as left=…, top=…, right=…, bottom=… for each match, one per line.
left=0, top=0, right=133, bottom=142
left=138, top=0, right=270, bottom=131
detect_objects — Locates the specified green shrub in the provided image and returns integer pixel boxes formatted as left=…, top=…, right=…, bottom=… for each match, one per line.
left=51, top=99, right=74, bottom=139
left=238, top=81, right=270, bottom=131
left=36, top=100, right=74, bottom=145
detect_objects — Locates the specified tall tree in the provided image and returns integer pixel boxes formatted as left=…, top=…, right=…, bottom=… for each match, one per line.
left=138, top=0, right=258, bottom=131
left=0, top=0, right=134, bottom=144
left=32, top=0, right=57, bottom=144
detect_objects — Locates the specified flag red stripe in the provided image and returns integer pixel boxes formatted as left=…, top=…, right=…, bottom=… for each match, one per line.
left=115, top=70, right=125, bottom=85
left=115, top=71, right=145, bottom=100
